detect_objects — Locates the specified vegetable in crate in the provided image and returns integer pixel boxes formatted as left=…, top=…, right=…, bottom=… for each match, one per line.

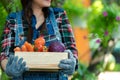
left=48, top=41, right=66, bottom=52
left=14, top=41, right=34, bottom=52
left=14, top=47, right=21, bottom=52
left=21, top=45, right=27, bottom=51
left=14, top=37, right=47, bottom=52
left=34, top=44, right=43, bottom=52
left=34, top=37, right=46, bottom=52
left=24, top=41, right=34, bottom=52
left=34, top=37, right=45, bottom=46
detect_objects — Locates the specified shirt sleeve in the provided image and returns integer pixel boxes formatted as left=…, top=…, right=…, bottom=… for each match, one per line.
left=59, top=10, right=78, bottom=70
left=59, top=10, right=78, bottom=59
left=0, top=15, right=16, bottom=62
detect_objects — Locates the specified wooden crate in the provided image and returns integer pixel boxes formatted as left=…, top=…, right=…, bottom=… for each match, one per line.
left=15, top=52, right=68, bottom=71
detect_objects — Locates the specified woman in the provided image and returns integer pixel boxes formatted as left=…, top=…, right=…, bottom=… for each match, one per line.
left=0, top=0, right=78, bottom=80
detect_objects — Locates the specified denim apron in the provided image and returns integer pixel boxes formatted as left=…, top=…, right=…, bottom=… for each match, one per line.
left=13, top=8, right=68, bottom=80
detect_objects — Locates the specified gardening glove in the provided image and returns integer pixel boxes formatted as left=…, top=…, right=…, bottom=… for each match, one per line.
left=58, top=50, right=76, bottom=75
left=5, top=55, right=29, bottom=78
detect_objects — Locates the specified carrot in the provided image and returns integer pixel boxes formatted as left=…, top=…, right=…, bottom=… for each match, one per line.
left=14, top=47, right=21, bottom=52
left=21, top=45, right=27, bottom=52
left=24, top=41, right=34, bottom=52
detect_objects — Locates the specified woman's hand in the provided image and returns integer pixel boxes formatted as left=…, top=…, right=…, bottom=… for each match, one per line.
left=58, top=50, right=76, bottom=75
left=5, top=55, right=29, bottom=77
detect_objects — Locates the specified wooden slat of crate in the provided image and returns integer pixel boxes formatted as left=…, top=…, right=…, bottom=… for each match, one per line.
left=15, top=52, right=68, bottom=71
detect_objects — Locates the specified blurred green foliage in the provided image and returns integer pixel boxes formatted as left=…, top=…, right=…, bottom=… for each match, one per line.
left=63, top=0, right=85, bottom=17
left=85, top=1, right=120, bottom=80
left=71, top=0, right=120, bottom=80
left=87, top=1, right=120, bottom=48
left=52, top=0, right=65, bottom=7
left=72, top=63, right=97, bottom=80
left=0, top=3, right=7, bottom=35
left=63, top=0, right=86, bottom=25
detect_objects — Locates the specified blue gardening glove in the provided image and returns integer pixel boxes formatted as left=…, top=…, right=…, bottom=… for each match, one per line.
left=58, top=50, right=76, bottom=75
left=5, top=55, right=29, bottom=77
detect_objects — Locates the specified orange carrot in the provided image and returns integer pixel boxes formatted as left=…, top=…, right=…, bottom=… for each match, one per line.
left=14, top=47, right=21, bottom=52
left=21, top=45, right=27, bottom=52
left=24, top=41, right=34, bottom=52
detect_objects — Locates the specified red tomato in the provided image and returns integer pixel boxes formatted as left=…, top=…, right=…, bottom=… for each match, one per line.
left=34, top=37, right=45, bottom=46
left=34, top=45, right=43, bottom=52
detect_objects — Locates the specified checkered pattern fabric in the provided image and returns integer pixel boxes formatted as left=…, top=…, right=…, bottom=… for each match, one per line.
left=0, top=8, right=78, bottom=62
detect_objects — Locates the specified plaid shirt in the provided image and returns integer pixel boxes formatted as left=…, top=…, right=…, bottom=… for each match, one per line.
left=0, top=8, right=78, bottom=61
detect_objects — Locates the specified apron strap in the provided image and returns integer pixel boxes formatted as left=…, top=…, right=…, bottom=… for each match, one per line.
left=15, top=11, right=25, bottom=47
left=49, top=8, right=62, bottom=42
left=15, top=8, right=62, bottom=47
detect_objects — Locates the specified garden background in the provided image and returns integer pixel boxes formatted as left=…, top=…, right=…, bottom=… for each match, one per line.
left=1, top=0, right=120, bottom=80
